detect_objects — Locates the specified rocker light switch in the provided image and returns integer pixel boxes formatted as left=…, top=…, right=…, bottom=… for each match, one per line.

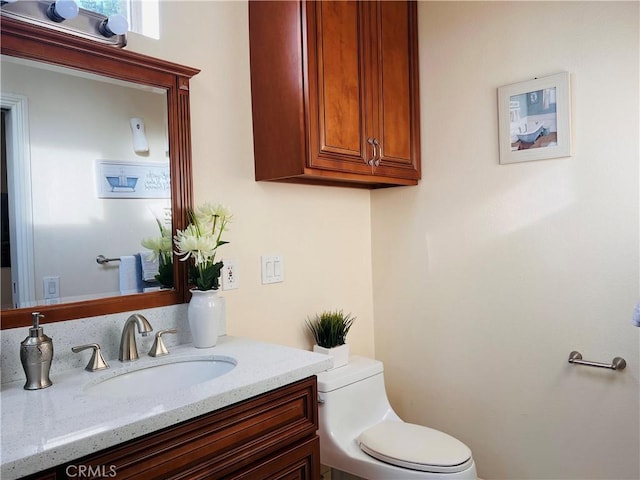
left=261, top=255, right=284, bottom=284
left=43, top=276, right=60, bottom=299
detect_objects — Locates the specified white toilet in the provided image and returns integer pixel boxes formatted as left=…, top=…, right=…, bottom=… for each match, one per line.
left=317, top=356, right=477, bottom=480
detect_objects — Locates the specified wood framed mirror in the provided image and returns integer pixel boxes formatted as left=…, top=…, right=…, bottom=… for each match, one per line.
left=0, top=17, right=199, bottom=329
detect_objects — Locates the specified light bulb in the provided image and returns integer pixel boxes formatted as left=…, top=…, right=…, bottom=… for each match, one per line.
left=99, top=14, right=128, bottom=37
left=46, top=0, right=79, bottom=22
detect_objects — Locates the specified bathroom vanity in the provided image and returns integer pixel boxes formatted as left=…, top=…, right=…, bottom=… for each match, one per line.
left=0, top=336, right=332, bottom=480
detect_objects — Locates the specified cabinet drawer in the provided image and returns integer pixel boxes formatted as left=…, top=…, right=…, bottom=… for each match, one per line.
left=231, top=436, right=320, bottom=480
left=63, top=377, right=318, bottom=480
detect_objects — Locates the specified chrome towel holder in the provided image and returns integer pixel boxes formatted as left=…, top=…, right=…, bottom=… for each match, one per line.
left=96, top=255, right=121, bottom=264
left=568, top=351, right=626, bottom=371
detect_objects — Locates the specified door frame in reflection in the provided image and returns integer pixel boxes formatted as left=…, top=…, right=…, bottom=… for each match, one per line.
left=2, top=92, right=35, bottom=308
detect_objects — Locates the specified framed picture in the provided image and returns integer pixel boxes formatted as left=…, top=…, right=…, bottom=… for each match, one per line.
left=498, top=72, right=571, bottom=165
left=96, top=160, right=171, bottom=198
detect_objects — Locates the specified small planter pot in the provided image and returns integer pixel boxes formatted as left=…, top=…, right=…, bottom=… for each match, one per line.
left=313, top=343, right=349, bottom=369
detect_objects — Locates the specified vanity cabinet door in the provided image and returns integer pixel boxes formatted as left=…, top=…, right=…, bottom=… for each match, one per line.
left=249, top=0, right=420, bottom=188
left=49, top=377, right=319, bottom=480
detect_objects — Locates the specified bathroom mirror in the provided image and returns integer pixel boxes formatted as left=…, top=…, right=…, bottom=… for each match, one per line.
left=0, top=17, right=199, bottom=329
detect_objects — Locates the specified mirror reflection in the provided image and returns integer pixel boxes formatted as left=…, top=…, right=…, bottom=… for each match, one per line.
left=1, top=56, right=172, bottom=310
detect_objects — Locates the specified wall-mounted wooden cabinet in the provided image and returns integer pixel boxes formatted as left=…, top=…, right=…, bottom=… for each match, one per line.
left=249, top=0, right=420, bottom=189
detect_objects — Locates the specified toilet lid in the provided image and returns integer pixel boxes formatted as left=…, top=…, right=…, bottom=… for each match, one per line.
left=358, top=421, right=473, bottom=474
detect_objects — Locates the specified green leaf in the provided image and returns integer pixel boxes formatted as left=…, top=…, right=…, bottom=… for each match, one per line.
left=305, top=310, right=355, bottom=348
left=155, top=260, right=174, bottom=288
left=195, top=261, right=223, bottom=291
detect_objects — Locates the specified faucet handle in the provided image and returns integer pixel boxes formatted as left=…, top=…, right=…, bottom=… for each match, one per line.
left=148, top=329, right=178, bottom=357
left=72, top=343, right=110, bottom=371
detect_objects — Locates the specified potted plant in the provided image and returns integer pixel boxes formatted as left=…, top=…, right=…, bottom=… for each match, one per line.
left=306, top=310, right=355, bottom=369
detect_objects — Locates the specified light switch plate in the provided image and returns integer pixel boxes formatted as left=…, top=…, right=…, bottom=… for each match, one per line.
left=43, top=276, right=60, bottom=299
left=261, top=255, right=284, bottom=284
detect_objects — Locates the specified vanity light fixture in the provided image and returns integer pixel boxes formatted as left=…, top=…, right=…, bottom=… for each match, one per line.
left=130, top=118, right=149, bottom=154
left=99, top=14, right=128, bottom=37
left=46, top=0, right=79, bottom=22
left=0, top=0, right=127, bottom=47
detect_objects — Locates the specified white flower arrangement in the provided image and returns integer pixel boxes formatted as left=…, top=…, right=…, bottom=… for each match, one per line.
left=173, top=203, right=232, bottom=291
left=141, top=216, right=174, bottom=287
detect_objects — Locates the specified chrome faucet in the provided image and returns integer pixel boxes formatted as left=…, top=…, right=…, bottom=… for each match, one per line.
left=119, top=314, right=153, bottom=361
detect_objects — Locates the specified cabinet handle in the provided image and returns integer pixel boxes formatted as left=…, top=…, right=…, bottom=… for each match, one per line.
left=373, top=138, right=381, bottom=166
left=367, top=138, right=376, bottom=166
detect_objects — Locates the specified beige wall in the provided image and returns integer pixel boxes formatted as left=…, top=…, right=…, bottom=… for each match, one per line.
left=127, top=2, right=376, bottom=355
left=4, top=1, right=637, bottom=476
left=127, top=1, right=638, bottom=478
left=371, top=2, right=639, bottom=479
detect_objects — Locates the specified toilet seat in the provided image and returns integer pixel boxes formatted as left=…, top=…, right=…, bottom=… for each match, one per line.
left=358, top=421, right=473, bottom=474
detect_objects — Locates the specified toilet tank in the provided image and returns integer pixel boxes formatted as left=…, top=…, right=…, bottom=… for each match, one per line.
left=317, top=356, right=384, bottom=393
left=317, top=356, right=401, bottom=438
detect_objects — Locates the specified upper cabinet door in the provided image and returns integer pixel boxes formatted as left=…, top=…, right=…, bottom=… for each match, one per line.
left=372, top=1, right=420, bottom=177
left=307, top=1, right=369, bottom=171
left=249, top=0, right=420, bottom=188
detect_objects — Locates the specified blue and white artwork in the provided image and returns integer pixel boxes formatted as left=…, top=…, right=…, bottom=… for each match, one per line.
left=96, top=160, right=170, bottom=199
left=498, top=72, right=571, bottom=164
left=509, top=87, right=558, bottom=149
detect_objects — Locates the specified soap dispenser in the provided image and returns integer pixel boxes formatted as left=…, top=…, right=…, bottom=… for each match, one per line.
left=20, top=312, right=53, bottom=390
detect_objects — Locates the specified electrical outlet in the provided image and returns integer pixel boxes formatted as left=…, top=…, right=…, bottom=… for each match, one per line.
left=222, top=259, right=239, bottom=290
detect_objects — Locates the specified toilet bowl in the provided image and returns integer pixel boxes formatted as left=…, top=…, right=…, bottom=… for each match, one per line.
left=317, top=356, right=477, bottom=480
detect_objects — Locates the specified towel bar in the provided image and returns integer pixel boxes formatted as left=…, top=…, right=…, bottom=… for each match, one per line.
left=96, top=255, right=121, bottom=264
left=568, top=351, right=626, bottom=371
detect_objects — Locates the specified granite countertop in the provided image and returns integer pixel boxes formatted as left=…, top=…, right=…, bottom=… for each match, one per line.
left=0, top=336, right=332, bottom=480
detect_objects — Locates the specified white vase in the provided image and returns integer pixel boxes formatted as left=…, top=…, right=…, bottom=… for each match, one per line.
left=313, top=343, right=349, bottom=369
left=188, top=289, right=223, bottom=348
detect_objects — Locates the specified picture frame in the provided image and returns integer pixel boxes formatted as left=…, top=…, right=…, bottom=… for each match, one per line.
left=498, top=72, right=571, bottom=165
left=96, top=160, right=171, bottom=199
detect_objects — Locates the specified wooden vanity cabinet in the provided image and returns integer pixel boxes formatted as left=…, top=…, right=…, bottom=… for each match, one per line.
left=23, top=377, right=320, bottom=480
left=249, top=0, right=420, bottom=188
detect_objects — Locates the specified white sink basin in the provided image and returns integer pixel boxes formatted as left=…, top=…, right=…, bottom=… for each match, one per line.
left=85, top=357, right=236, bottom=398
